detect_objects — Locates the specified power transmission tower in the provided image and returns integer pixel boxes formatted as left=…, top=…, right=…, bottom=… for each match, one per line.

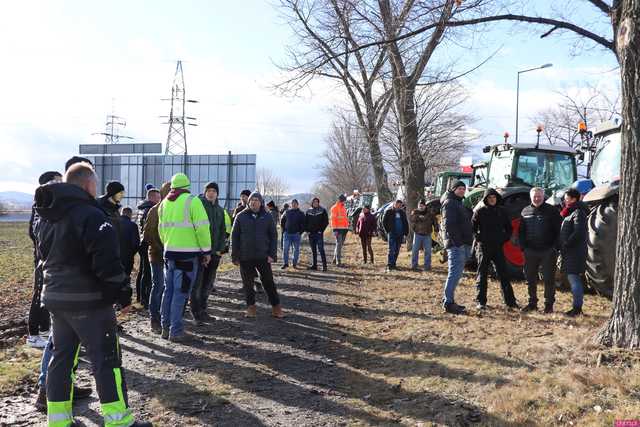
left=92, top=105, right=133, bottom=144
left=161, top=60, right=198, bottom=156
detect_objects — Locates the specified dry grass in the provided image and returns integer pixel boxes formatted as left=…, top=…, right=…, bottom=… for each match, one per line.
left=0, top=345, right=41, bottom=396
left=0, top=222, right=34, bottom=322
left=328, top=235, right=640, bottom=426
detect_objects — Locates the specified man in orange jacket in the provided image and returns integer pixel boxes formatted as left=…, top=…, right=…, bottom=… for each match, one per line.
left=330, top=194, right=349, bottom=267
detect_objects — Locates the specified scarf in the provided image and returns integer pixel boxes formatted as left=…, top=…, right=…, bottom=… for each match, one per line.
left=167, top=188, right=190, bottom=201
left=560, top=201, right=576, bottom=218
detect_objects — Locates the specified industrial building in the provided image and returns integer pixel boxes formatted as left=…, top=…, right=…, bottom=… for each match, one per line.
left=80, top=143, right=256, bottom=211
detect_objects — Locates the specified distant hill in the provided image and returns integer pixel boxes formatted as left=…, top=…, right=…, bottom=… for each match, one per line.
left=0, top=191, right=33, bottom=211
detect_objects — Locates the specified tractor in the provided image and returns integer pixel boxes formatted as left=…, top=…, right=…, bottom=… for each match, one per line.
left=345, top=192, right=378, bottom=232
left=580, top=121, right=622, bottom=298
left=464, top=142, right=578, bottom=278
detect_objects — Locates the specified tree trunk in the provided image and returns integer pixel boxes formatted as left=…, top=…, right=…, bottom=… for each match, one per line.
left=367, top=130, right=394, bottom=204
left=596, top=0, right=640, bottom=348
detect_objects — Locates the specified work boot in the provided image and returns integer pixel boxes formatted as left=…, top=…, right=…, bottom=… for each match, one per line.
left=271, top=305, right=285, bottom=319
left=565, top=306, right=583, bottom=317
left=245, top=305, right=257, bottom=318
left=443, top=302, right=466, bottom=315
left=150, top=320, right=162, bottom=334
left=169, top=333, right=194, bottom=344
left=543, top=304, right=554, bottom=314
left=521, top=303, right=538, bottom=313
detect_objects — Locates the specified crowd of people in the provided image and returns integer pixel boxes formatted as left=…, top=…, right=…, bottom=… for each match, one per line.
left=24, top=158, right=589, bottom=426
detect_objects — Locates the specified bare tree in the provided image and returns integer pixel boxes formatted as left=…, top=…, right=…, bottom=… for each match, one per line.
left=532, top=83, right=621, bottom=149
left=256, top=167, right=290, bottom=205
left=316, top=113, right=377, bottom=198
left=381, top=80, right=476, bottom=184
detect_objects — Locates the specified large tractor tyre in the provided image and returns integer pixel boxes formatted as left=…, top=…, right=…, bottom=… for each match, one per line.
left=500, top=194, right=530, bottom=280
left=585, top=200, right=617, bottom=298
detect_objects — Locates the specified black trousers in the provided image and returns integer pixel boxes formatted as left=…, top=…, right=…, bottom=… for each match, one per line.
left=309, top=231, right=327, bottom=267
left=190, top=255, right=221, bottom=317
left=524, top=248, right=557, bottom=307
left=135, top=244, right=151, bottom=307
left=239, top=260, right=280, bottom=307
left=28, top=262, right=50, bottom=336
left=475, top=243, right=516, bottom=306
left=48, top=306, right=130, bottom=413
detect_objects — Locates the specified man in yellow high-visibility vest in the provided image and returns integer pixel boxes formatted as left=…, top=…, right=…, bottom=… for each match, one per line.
left=158, top=173, right=211, bottom=342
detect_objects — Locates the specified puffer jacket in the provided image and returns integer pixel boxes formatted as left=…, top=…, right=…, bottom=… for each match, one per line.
left=231, top=192, right=277, bottom=262
left=441, top=190, right=473, bottom=249
left=471, top=188, right=512, bottom=248
left=559, top=201, right=589, bottom=274
left=519, top=203, right=562, bottom=251
left=34, top=183, right=127, bottom=311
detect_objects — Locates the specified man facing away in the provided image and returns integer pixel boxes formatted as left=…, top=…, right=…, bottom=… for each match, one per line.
left=280, top=199, right=306, bottom=269
left=35, top=162, right=150, bottom=427
left=231, top=191, right=284, bottom=318
left=158, top=173, right=211, bottom=342
left=519, top=187, right=562, bottom=314
left=190, top=182, right=227, bottom=324
left=330, top=194, right=349, bottom=267
left=119, top=207, right=140, bottom=281
left=305, top=197, right=329, bottom=271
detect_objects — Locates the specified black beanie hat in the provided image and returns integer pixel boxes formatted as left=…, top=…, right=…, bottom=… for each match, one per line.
left=38, top=171, right=62, bottom=185
left=240, top=189, right=251, bottom=197
left=450, top=180, right=467, bottom=191
left=338, top=194, right=346, bottom=202
left=205, top=182, right=219, bottom=193
left=65, top=156, right=94, bottom=172
left=106, top=181, right=125, bottom=197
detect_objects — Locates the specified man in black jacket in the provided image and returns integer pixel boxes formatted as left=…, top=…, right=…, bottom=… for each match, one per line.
left=35, top=162, right=150, bottom=427
left=232, top=191, right=284, bottom=318
left=305, top=197, right=329, bottom=271
left=471, top=188, right=518, bottom=310
left=280, top=199, right=306, bottom=269
left=119, top=207, right=141, bottom=278
left=519, top=187, right=562, bottom=313
left=441, top=181, right=473, bottom=314
left=135, top=188, right=160, bottom=308
left=382, top=200, right=409, bottom=271
left=26, top=171, right=61, bottom=349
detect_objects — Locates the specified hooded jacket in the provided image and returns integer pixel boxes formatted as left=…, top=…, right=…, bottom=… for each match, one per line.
left=559, top=201, right=589, bottom=274
left=231, top=191, right=277, bottom=262
left=305, top=206, right=329, bottom=233
left=471, top=188, right=513, bottom=248
left=198, top=194, right=227, bottom=254
left=34, top=183, right=127, bottom=311
left=441, top=190, right=473, bottom=248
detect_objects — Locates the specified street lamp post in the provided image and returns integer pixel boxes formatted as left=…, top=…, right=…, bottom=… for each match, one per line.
left=515, top=63, right=553, bottom=144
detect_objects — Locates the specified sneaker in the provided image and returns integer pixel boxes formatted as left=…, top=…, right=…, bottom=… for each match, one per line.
left=27, top=335, right=48, bottom=349
left=280, top=264, right=289, bottom=270
left=521, top=303, right=538, bottom=313
left=476, top=303, right=487, bottom=310
left=543, top=305, right=554, bottom=314
left=443, top=302, right=466, bottom=315
left=161, top=328, right=169, bottom=339
left=565, top=307, right=583, bottom=317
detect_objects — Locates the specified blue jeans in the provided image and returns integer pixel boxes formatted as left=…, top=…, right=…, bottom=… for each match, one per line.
left=149, top=261, right=165, bottom=323
left=161, top=257, right=198, bottom=337
left=411, top=233, right=432, bottom=270
left=283, top=232, right=301, bottom=266
left=38, top=334, right=53, bottom=386
left=387, top=234, right=402, bottom=267
left=443, top=245, right=471, bottom=304
left=567, top=273, right=584, bottom=308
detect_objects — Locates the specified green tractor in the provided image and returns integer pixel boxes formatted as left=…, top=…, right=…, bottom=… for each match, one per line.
left=581, top=121, right=622, bottom=298
left=465, top=143, right=578, bottom=278
left=345, top=192, right=378, bottom=231
left=430, top=171, right=472, bottom=201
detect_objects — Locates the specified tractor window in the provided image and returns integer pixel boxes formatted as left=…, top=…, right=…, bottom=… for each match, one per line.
left=590, top=132, right=621, bottom=186
left=487, top=150, right=512, bottom=188
left=514, top=151, right=576, bottom=191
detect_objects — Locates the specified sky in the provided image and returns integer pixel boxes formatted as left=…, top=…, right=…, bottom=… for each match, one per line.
left=0, top=1, right=620, bottom=195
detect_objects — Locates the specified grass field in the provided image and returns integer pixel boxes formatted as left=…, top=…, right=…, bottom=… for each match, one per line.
left=0, top=222, right=34, bottom=327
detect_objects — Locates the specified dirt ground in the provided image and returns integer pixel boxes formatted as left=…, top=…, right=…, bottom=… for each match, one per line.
left=1, top=225, right=640, bottom=426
